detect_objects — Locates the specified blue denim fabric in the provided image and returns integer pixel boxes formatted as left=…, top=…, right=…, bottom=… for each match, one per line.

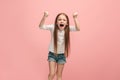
left=47, top=51, right=66, bottom=64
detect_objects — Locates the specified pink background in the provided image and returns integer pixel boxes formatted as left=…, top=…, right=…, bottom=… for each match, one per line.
left=0, top=0, right=120, bottom=80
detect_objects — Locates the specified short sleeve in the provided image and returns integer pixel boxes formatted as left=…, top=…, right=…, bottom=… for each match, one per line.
left=39, top=24, right=54, bottom=31
left=69, top=26, right=77, bottom=31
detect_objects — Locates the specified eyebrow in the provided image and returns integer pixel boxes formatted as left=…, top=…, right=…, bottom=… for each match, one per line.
left=58, top=18, right=67, bottom=20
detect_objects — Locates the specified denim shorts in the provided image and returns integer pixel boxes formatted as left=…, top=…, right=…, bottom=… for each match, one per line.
left=47, top=51, right=66, bottom=64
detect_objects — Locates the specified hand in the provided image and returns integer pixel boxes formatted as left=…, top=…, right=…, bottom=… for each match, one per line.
left=73, top=12, right=78, bottom=18
left=44, top=11, right=49, bottom=17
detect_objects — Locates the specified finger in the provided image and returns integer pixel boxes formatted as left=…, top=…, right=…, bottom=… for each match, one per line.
left=73, top=12, right=78, bottom=16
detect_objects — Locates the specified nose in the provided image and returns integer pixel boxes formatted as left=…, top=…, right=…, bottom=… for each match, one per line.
left=60, top=20, right=64, bottom=23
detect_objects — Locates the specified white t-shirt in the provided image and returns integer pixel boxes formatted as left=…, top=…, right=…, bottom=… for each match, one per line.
left=39, top=24, right=77, bottom=54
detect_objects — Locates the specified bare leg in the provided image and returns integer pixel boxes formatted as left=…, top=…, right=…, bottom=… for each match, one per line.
left=56, top=64, right=65, bottom=80
left=48, top=61, right=56, bottom=80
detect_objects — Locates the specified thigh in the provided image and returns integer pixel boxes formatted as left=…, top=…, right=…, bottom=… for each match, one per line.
left=48, top=61, right=57, bottom=74
left=56, top=63, right=65, bottom=75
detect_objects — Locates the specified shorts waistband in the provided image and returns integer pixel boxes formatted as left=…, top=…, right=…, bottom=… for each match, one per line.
left=49, top=51, right=64, bottom=55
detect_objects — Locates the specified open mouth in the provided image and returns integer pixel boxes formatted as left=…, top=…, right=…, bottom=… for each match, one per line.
left=60, top=24, right=64, bottom=27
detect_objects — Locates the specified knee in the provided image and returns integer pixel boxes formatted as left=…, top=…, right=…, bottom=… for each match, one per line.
left=48, top=72, right=55, bottom=78
left=56, top=72, right=62, bottom=78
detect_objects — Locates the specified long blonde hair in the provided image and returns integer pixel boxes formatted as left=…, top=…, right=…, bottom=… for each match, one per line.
left=54, top=13, right=70, bottom=57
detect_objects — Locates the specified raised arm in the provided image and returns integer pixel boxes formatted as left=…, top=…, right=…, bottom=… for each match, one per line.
left=73, top=12, right=80, bottom=31
left=39, top=11, right=48, bottom=28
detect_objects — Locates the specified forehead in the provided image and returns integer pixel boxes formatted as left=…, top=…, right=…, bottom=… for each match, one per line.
left=58, top=14, right=67, bottom=19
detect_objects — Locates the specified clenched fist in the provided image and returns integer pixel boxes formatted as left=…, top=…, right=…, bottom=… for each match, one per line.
left=44, top=11, right=49, bottom=17
left=73, top=12, right=78, bottom=18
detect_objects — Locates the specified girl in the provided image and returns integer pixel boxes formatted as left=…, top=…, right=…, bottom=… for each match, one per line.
left=39, top=11, right=80, bottom=80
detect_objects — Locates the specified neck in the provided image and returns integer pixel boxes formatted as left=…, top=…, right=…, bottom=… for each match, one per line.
left=58, top=29, right=64, bottom=31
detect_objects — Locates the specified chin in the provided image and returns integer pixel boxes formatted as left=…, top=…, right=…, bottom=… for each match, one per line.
left=59, top=27, right=65, bottom=30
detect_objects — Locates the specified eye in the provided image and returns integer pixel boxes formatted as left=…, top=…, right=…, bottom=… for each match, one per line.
left=63, top=19, right=66, bottom=21
left=58, top=19, right=61, bottom=21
